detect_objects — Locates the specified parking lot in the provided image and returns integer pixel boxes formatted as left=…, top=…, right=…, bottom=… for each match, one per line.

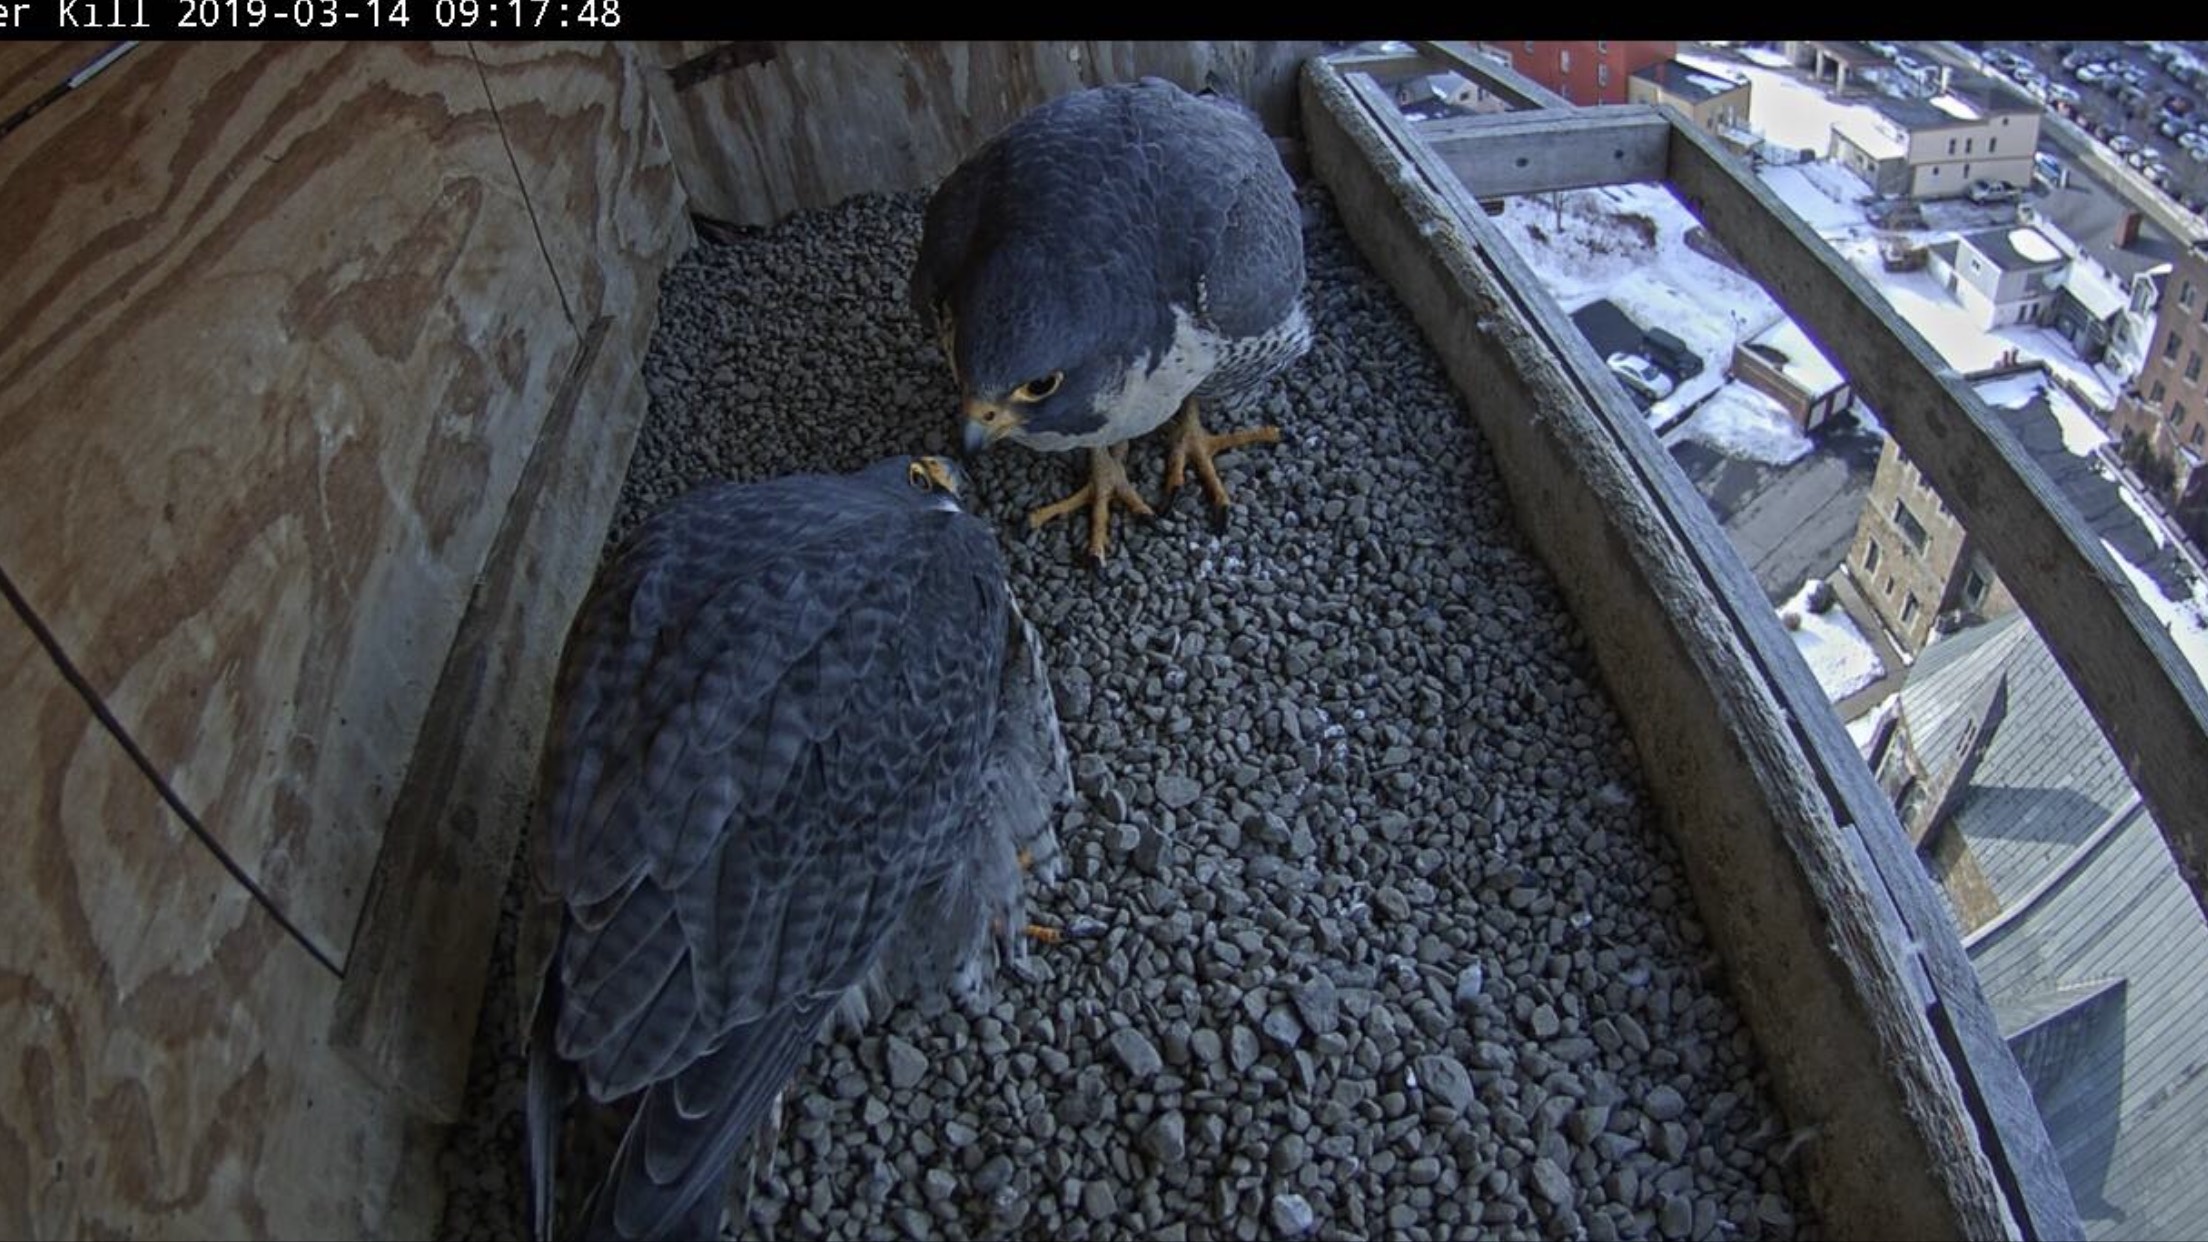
left=1975, top=40, right=2208, bottom=224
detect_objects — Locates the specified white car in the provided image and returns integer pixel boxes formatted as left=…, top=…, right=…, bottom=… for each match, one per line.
left=1606, top=352, right=1675, bottom=402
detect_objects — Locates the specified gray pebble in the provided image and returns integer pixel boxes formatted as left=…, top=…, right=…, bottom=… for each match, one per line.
left=1414, top=1053, right=1475, bottom=1113
left=1109, top=1027, right=1164, bottom=1080
left=885, top=1035, right=928, bottom=1091
left=1270, top=1192, right=1317, bottom=1238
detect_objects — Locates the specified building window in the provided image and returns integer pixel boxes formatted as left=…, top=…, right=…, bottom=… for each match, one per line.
left=1990, top=137, right=1998, bottom=153
left=1964, top=163, right=1973, bottom=179
left=1883, top=575, right=1897, bottom=597
left=2185, top=281, right=2198, bottom=309
left=1865, top=539, right=1883, bottom=573
left=2177, top=403, right=2191, bottom=428
left=1901, top=592, right=1922, bottom=624
left=2193, top=424, right=2205, bottom=447
left=1598, top=39, right=1608, bottom=53
left=1893, top=499, right=1931, bottom=554
left=1561, top=49, right=1572, bottom=74
left=2153, top=379, right=2168, bottom=403
left=1948, top=138, right=1958, bottom=155
left=2189, top=351, right=2203, bottom=383
left=1525, top=40, right=1534, bottom=54
left=1965, top=138, right=1975, bottom=154
left=1598, top=63, right=1610, bottom=89
left=1964, top=568, right=1989, bottom=609
left=2169, top=330, right=2186, bottom=359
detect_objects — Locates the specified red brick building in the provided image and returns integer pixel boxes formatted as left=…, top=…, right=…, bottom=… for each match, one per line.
left=1476, top=41, right=1676, bottom=106
left=2108, top=238, right=2208, bottom=548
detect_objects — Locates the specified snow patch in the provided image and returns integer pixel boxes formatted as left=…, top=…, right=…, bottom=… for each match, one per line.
left=1779, top=578, right=1888, bottom=702
left=1674, top=382, right=1814, bottom=466
left=2007, top=228, right=2062, bottom=265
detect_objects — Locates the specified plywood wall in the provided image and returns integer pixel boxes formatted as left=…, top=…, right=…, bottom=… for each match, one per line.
left=0, top=38, right=686, bottom=1236
left=1, top=36, right=1314, bottom=1237
left=0, top=608, right=438, bottom=1239
left=637, top=39, right=1320, bottom=227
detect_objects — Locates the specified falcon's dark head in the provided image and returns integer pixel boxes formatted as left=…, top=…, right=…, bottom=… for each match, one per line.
left=861, top=454, right=970, bottom=511
left=951, top=245, right=1141, bottom=455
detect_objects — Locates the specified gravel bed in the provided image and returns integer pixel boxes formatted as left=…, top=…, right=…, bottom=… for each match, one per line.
left=437, top=186, right=1819, bottom=1242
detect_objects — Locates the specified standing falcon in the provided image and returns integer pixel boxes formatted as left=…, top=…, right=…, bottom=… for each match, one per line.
left=912, top=77, right=1311, bottom=564
left=521, top=456, right=1070, bottom=1241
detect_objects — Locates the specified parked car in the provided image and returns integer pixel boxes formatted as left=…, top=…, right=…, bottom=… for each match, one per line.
left=2146, top=163, right=2174, bottom=186
left=1968, top=178, right=2020, bottom=204
left=1866, top=196, right=1927, bottom=229
left=1606, top=352, right=1674, bottom=402
left=2112, top=134, right=2142, bottom=155
left=1639, top=328, right=1704, bottom=380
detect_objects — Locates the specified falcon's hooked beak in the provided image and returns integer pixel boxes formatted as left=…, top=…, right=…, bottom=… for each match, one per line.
left=961, top=399, right=1025, bottom=457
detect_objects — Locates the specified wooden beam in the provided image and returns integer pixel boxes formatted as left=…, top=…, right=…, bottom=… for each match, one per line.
left=1415, top=106, right=1672, bottom=198
left=1307, top=57, right=2031, bottom=1241
left=1664, top=118, right=2208, bottom=931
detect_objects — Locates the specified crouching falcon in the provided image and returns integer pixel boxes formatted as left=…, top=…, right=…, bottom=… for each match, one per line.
left=521, top=455, right=1070, bottom=1240
left=913, top=77, right=1311, bottom=564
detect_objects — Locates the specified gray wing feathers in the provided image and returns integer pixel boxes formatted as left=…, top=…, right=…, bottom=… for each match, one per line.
left=528, top=477, right=1012, bottom=1240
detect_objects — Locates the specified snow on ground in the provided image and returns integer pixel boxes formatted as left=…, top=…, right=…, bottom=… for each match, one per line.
left=1488, top=183, right=1783, bottom=427
left=1779, top=578, right=1888, bottom=702
left=1994, top=325, right=2119, bottom=409
left=1683, top=48, right=1873, bottom=153
left=1846, top=692, right=1899, bottom=751
left=1859, top=265, right=2017, bottom=372
left=1976, top=368, right=2112, bottom=454
left=1761, top=163, right=1874, bottom=236
left=1668, top=381, right=1814, bottom=465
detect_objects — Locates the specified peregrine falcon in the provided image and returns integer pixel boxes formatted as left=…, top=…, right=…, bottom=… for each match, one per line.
left=913, top=77, right=1311, bottom=564
left=521, top=456, right=1070, bottom=1241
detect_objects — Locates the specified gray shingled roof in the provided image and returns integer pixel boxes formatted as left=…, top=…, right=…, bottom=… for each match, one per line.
left=2028, top=183, right=2182, bottom=283
left=1904, top=611, right=2132, bottom=905
left=1966, top=791, right=2208, bottom=1242
left=1899, top=566, right=2208, bottom=1241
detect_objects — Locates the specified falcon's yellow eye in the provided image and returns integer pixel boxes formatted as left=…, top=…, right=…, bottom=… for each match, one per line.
left=1013, top=372, right=1063, bottom=402
left=907, top=462, right=933, bottom=491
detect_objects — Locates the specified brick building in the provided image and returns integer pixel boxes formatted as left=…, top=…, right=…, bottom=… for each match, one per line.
left=1475, top=41, right=1674, bottom=106
left=2108, top=238, right=2208, bottom=546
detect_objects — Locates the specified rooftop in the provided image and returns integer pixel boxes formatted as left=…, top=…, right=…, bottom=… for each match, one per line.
left=1958, top=225, right=2067, bottom=274
left=1631, top=58, right=1748, bottom=105
left=1745, top=317, right=1846, bottom=397
left=1901, top=609, right=2208, bottom=1241
left=2027, top=183, right=2182, bottom=283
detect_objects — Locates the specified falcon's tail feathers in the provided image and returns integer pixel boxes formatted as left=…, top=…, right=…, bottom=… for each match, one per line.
left=526, top=965, right=572, bottom=1242
left=569, top=1005, right=831, bottom=1242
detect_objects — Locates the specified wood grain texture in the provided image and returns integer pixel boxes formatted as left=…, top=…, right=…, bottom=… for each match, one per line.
left=1305, top=60, right=2022, bottom=1241
left=0, top=41, right=110, bottom=125
left=0, top=42, right=578, bottom=965
left=0, top=608, right=439, bottom=1240
left=327, top=40, right=689, bottom=1119
left=636, top=40, right=1318, bottom=226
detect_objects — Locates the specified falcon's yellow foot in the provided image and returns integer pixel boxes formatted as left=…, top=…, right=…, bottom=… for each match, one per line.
left=1028, top=444, right=1154, bottom=566
left=1163, top=399, right=1280, bottom=527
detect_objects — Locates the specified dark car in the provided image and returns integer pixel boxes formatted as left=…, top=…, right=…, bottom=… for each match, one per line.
left=1640, top=327, right=1704, bottom=379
